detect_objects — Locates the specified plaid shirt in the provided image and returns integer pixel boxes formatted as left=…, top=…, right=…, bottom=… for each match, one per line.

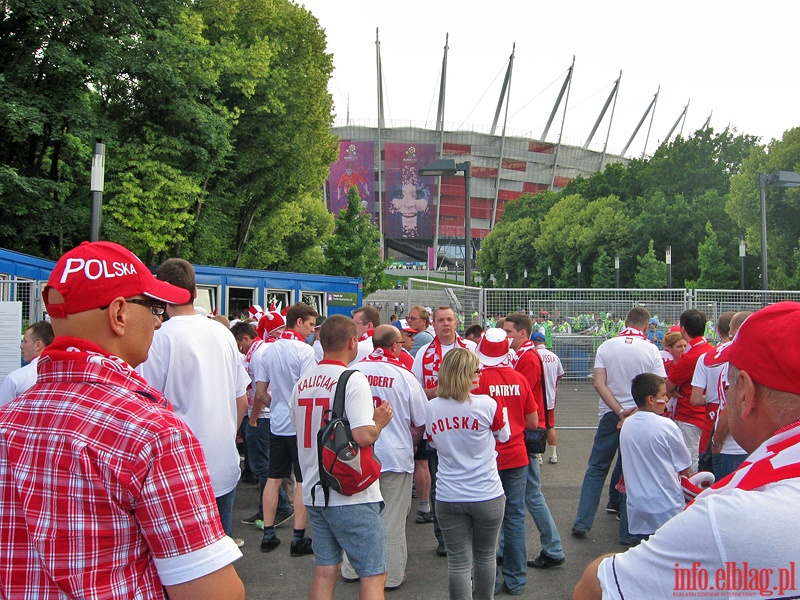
left=0, top=337, right=230, bottom=599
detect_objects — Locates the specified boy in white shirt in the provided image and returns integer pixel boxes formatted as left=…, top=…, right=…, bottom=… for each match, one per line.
left=620, top=373, right=692, bottom=540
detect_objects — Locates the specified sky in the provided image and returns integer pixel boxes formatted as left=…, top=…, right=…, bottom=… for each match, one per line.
left=299, top=0, right=798, bottom=157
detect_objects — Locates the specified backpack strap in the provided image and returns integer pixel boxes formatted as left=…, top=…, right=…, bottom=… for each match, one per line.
left=332, top=369, right=356, bottom=420
left=312, top=369, right=356, bottom=507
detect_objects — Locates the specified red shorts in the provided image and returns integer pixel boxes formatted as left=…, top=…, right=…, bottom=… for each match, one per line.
left=546, top=408, right=556, bottom=428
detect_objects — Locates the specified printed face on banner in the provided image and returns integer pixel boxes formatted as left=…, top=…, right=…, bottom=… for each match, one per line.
left=385, top=143, right=436, bottom=240
left=328, top=141, right=375, bottom=220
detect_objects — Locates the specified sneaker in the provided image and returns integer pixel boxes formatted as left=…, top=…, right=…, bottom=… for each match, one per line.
left=260, top=535, right=280, bottom=552
left=290, top=537, right=314, bottom=557
left=548, top=455, right=558, bottom=464
left=385, top=573, right=407, bottom=590
left=241, top=511, right=262, bottom=525
left=436, top=541, right=447, bottom=557
left=605, top=502, right=620, bottom=515
left=233, top=537, right=245, bottom=548
left=501, top=582, right=523, bottom=596
left=415, top=510, right=434, bottom=523
left=527, top=551, right=565, bottom=569
left=274, top=508, right=294, bottom=527
left=342, top=575, right=360, bottom=583
left=571, top=526, right=587, bottom=538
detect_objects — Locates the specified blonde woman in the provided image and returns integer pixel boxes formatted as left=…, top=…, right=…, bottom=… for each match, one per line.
left=425, top=348, right=510, bottom=600
left=661, top=332, right=687, bottom=375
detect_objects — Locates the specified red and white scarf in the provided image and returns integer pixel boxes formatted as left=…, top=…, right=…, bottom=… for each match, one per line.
left=359, top=330, right=375, bottom=342
left=281, top=330, right=307, bottom=343
left=689, top=420, right=800, bottom=507
left=617, top=326, right=648, bottom=340
left=244, top=337, right=264, bottom=367
left=511, top=339, right=537, bottom=368
left=38, top=336, right=170, bottom=408
left=421, top=336, right=468, bottom=389
left=362, top=347, right=408, bottom=370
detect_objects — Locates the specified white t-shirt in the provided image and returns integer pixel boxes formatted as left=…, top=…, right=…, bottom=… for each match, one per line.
left=535, top=344, right=564, bottom=410
left=425, top=393, right=505, bottom=503
left=597, top=479, right=800, bottom=599
left=245, top=342, right=270, bottom=419
left=256, top=335, right=317, bottom=436
left=620, top=411, right=692, bottom=534
left=138, top=314, right=249, bottom=497
left=290, top=361, right=382, bottom=507
left=355, top=358, right=427, bottom=474
left=411, top=337, right=479, bottom=388
left=716, top=364, right=747, bottom=455
left=0, top=357, right=39, bottom=407
left=691, top=357, right=723, bottom=406
left=350, top=336, right=374, bottom=367
left=594, top=334, right=666, bottom=416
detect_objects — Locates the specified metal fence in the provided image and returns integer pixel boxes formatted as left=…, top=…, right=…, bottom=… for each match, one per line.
left=402, top=281, right=800, bottom=391
left=0, top=279, right=40, bottom=327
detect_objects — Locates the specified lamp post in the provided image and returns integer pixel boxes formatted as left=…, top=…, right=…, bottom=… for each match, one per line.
left=577, top=261, right=582, bottom=288
left=90, top=141, right=106, bottom=242
left=419, top=159, right=472, bottom=286
left=547, top=265, right=552, bottom=288
left=739, top=236, right=746, bottom=290
left=666, top=245, right=672, bottom=288
left=758, top=171, right=800, bottom=290
left=614, top=254, right=620, bottom=288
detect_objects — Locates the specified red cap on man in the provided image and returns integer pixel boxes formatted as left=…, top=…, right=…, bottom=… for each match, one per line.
left=706, top=301, right=800, bottom=395
left=44, top=241, right=190, bottom=318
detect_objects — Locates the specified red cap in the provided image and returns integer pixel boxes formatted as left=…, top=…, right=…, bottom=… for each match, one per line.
left=705, top=302, right=800, bottom=394
left=476, top=328, right=512, bottom=366
left=44, top=241, right=190, bottom=318
left=393, top=319, right=417, bottom=334
left=257, top=311, right=286, bottom=338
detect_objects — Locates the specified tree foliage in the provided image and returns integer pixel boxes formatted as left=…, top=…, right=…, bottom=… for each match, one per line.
left=324, top=187, right=390, bottom=295
left=0, top=0, right=337, bottom=271
left=634, top=240, right=667, bottom=288
left=478, top=127, right=763, bottom=289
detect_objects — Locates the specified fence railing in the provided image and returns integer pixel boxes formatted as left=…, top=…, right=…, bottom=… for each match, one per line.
left=0, top=279, right=39, bottom=327
left=403, top=281, right=799, bottom=390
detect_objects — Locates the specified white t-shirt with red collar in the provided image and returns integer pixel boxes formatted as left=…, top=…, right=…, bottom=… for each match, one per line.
left=534, top=343, right=565, bottom=410
left=594, top=329, right=666, bottom=416
left=355, top=351, right=427, bottom=474
left=256, top=331, right=317, bottom=436
left=290, top=361, right=382, bottom=507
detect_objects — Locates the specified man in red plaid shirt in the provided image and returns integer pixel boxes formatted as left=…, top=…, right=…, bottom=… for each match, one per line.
left=0, top=241, right=244, bottom=599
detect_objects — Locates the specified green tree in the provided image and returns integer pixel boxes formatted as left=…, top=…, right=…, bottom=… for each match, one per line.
left=324, top=187, right=390, bottom=294
left=591, top=249, right=615, bottom=288
left=686, top=221, right=738, bottom=289
left=634, top=240, right=667, bottom=288
left=728, top=127, right=800, bottom=288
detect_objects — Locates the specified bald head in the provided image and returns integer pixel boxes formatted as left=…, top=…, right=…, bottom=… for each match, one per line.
left=373, top=324, right=401, bottom=355
left=730, top=311, right=752, bottom=337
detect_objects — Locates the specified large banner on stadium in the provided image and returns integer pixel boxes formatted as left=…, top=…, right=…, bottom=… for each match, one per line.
left=384, top=142, right=436, bottom=240
left=328, top=141, right=374, bottom=219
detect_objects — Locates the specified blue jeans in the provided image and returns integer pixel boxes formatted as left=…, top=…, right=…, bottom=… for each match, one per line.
left=497, top=466, right=528, bottom=594
left=712, top=452, right=747, bottom=481
left=525, top=455, right=564, bottom=560
left=574, top=411, right=623, bottom=532
left=215, top=488, right=236, bottom=536
left=437, top=496, right=505, bottom=600
left=246, top=418, right=290, bottom=514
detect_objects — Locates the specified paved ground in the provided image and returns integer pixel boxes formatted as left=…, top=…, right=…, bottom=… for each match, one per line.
left=230, top=389, right=622, bottom=599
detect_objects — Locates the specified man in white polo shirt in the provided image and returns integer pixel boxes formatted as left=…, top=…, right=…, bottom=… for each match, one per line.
left=256, top=301, right=318, bottom=555
left=341, top=324, right=427, bottom=589
left=0, top=321, right=54, bottom=407
left=572, top=307, right=665, bottom=544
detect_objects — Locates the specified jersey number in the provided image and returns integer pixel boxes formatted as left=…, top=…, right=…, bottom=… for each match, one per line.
left=297, top=397, right=331, bottom=448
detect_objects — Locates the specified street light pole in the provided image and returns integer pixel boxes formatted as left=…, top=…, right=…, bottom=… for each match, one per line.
left=739, top=236, right=746, bottom=290
left=577, top=261, right=582, bottom=288
left=666, top=245, right=672, bottom=288
left=90, top=141, right=106, bottom=242
left=614, top=254, right=620, bottom=288
left=757, top=171, right=800, bottom=291
left=547, top=265, right=552, bottom=288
